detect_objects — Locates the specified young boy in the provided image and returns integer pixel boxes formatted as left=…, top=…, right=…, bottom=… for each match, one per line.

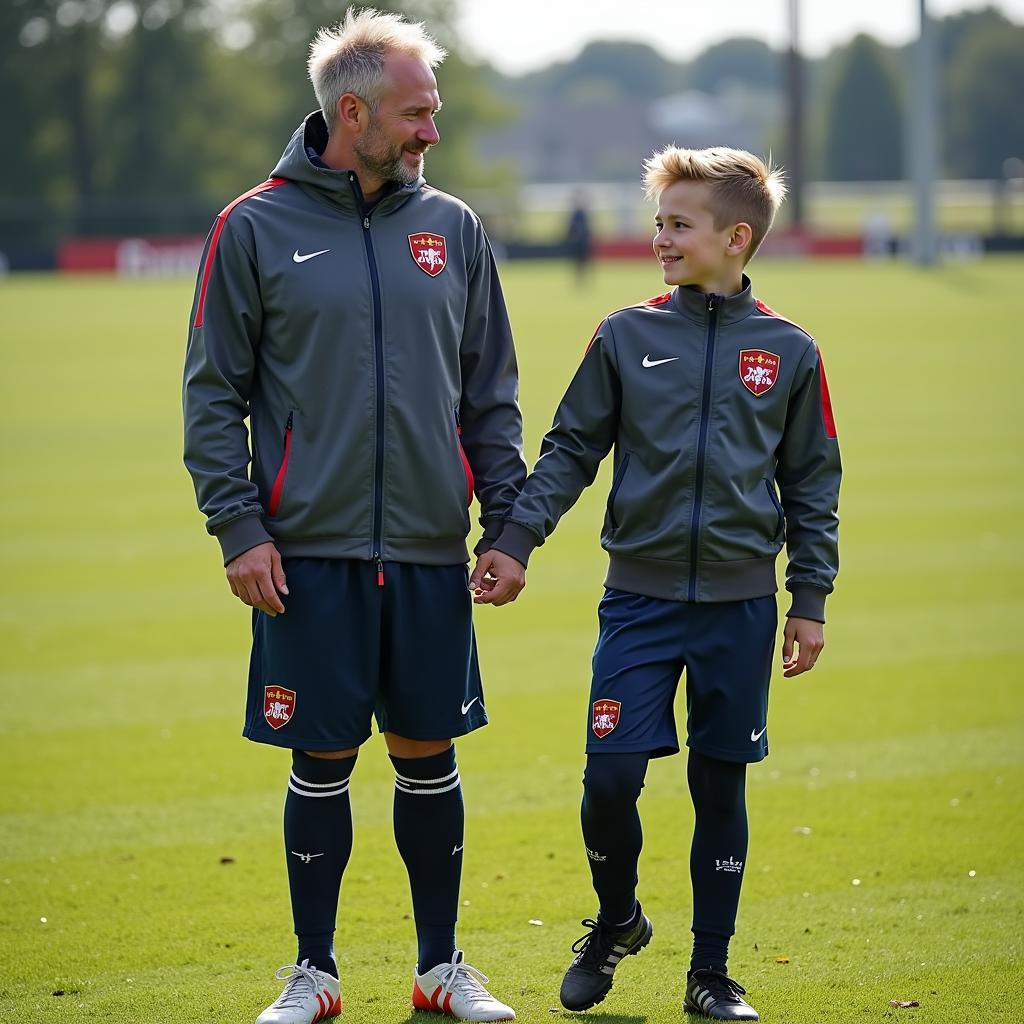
left=471, top=147, right=841, bottom=1020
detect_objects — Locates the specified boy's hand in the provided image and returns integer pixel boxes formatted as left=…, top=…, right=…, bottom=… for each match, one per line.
left=782, top=617, right=824, bottom=677
left=469, top=550, right=526, bottom=606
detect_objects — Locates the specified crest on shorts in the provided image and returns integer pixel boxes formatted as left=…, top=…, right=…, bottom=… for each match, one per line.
left=739, top=349, right=781, bottom=397
left=264, top=685, right=296, bottom=730
left=409, top=233, right=447, bottom=277
left=592, top=699, right=621, bottom=739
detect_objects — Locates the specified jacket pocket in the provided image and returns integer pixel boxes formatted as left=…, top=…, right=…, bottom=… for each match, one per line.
left=606, top=452, right=631, bottom=531
left=454, top=408, right=474, bottom=508
left=764, top=477, right=784, bottom=541
left=267, top=412, right=294, bottom=518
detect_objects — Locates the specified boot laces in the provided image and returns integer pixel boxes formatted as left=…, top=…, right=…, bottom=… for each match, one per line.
left=436, top=952, right=492, bottom=1007
left=271, top=960, right=321, bottom=1009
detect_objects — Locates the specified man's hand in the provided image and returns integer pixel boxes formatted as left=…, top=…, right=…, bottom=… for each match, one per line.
left=226, top=542, right=289, bottom=616
left=469, top=549, right=526, bottom=606
left=782, top=616, right=824, bottom=677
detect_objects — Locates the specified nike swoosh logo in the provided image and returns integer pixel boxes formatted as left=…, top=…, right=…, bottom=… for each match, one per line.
left=642, top=355, right=679, bottom=368
left=461, top=697, right=480, bottom=715
left=292, top=248, right=330, bottom=263
left=751, top=726, right=767, bottom=742
left=452, top=843, right=464, bottom=855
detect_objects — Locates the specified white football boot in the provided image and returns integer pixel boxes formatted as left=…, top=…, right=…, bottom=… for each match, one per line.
left=255, top=959, right=342, bottom=1024
left=412, top=950, right=516, bottom=1021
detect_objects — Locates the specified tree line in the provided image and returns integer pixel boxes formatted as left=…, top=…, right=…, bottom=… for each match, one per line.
left=1, top=0, right=1021, bottom=246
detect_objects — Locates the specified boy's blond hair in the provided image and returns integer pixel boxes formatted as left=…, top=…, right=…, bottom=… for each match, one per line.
left=308, top=7, right=447, bottom=129
left=643, top=146, right=787, bottom=261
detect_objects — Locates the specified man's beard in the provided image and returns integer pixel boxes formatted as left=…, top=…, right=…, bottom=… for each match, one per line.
left=354, top=119, right=427, bottom=186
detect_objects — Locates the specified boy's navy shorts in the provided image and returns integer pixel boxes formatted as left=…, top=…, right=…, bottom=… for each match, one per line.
left=244, top=557, right=486, bottom=751
left=586, top=588, right=777, bottom=763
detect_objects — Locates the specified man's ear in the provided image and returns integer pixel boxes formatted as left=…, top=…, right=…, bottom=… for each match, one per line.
left=336, top=93, right=366, bottom=133
left=726, top=222, right=753, bottom=259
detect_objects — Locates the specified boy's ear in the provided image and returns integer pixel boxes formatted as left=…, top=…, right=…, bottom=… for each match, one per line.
left=726, top=222, right=753, bottom=259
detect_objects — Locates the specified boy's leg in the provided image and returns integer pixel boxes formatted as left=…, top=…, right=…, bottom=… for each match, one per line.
left=687, top=749, right=747, bottom=974
left=580, top=752, right=650, bottom=924
left=681, top=595, right=775, bottom=1021
left=560, top=589, right=683, bottom=1011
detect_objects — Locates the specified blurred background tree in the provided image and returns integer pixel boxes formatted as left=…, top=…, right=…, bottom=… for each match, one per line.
left=819, top=34, right=903, bottom=181
left=1, top=0, right=1021, bottom=248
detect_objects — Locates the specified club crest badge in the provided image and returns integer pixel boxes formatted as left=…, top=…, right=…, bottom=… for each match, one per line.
left=592, top=699, right=621, bottom=739
left=264, top=685, right=296, bottom=730
left=409, top=233, right=447, bottom=277
left=739, top=349, right=781, bottom=396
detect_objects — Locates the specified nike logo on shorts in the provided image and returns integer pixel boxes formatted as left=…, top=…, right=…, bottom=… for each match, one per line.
left=751, top=726, right=767, bottom=742
left=461, top=697, right=480, bottom=715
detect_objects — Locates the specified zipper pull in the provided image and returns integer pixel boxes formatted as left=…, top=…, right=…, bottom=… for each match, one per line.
left=707, top=294, right=719, bottom=313
left=285, top=411, right=293, bottom=431
left=375, top=554, right=384, bottom=587
left=363, top=216, right=370, bottom=229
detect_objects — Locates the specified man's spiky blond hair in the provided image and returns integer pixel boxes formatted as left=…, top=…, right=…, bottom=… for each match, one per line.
left=643, top=146, right=787, bottom=261
left=308, top=7, right=447, bottom=129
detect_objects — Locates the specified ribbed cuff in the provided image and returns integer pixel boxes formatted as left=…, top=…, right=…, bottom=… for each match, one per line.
left=786, top=585, right=828, bottom=623
left=472, top=519, right=505, bottom=556
left=214, top=512, right=275, bottom=565
left=490, top=522, right=542, bottom=568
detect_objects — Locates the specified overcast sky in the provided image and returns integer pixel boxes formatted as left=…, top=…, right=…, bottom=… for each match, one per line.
left=457, top=0, right=1024, bottom=74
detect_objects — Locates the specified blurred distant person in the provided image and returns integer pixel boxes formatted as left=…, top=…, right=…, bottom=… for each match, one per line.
left=472, top=147, right=841, bottom=1021
left=182, top=8, right=524, bottom=1023
left=565, top=191, right=594, bottom=283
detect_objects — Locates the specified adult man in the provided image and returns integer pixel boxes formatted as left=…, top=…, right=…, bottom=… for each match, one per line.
left=183, top=9, right=525, bottom=1023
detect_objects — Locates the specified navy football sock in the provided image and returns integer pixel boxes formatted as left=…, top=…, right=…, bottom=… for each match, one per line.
left=580, top=752, right=650, bottom=925
left=687, top=749, right=748, bottom=974
left=284, top=750, right=357, bottom=979
left=390, top=745, right=463, bottom=973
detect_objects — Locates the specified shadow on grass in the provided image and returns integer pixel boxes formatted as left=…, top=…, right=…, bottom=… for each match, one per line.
left=403, top=1015, right=647, bottom=1024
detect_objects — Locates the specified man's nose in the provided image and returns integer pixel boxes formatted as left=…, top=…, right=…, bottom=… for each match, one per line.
left=420, top=116, right=440, bottom=146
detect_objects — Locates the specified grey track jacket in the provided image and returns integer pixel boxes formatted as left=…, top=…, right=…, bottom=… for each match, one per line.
left=493, top=280, right=841, bottom=622
left=183, top=112, right=526, bottom=567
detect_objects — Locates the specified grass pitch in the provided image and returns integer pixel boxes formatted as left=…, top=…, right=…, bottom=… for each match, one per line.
left=0, top=257, right=1021, bottom=1023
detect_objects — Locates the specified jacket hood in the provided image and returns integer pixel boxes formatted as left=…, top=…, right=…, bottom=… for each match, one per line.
left=270, top=110, right=423, bottom=213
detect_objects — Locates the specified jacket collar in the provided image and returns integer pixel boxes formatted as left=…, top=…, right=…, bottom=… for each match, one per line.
left=270, top=111, right=422, bottom=216
left=671, top=275, right=756, bottom=326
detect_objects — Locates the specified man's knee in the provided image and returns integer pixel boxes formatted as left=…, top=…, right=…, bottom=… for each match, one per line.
left=305, top=748, right=360, bottom=759
left=383, top=733, right=452, bottom=759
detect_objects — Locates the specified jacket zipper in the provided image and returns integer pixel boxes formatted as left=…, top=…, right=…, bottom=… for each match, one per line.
left=360, top=204, right=387, bottom=587
left=688, top=294, right=719, bottom=601
left=267, top=411, right=293, bottom=517
left=454, top=408, right=475, bottom=507
left=606, top=452, right=631, bottom=531
left=765, top=478, right=785, bottom=539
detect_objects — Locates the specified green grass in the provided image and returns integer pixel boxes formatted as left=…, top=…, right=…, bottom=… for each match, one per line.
left=1, top=256, right=1021, bottom=1023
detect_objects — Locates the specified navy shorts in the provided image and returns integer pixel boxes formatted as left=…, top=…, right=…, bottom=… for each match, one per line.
left=586, top=589, right=777, bottom=763
left=244, top=558, right=486, bottom=751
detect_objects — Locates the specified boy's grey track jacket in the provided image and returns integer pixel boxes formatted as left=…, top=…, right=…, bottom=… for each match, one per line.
left=183, top=112, right=526, bottom=567
left=492, top=280, right=841, bottom=622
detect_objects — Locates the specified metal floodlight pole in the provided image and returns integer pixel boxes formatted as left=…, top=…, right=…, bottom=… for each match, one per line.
left=909, top=0, right=939, bottom=265
left=786, top=0, right=805, bottom=229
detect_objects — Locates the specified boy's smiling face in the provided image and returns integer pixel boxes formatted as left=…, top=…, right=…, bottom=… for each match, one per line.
left=653, top=179, right=746, bottom=295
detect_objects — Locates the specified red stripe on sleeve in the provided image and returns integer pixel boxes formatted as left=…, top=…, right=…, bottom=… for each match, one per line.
left=816, top=345, right=837, bottom=439
left=193, top=177, right=286, bottom=328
